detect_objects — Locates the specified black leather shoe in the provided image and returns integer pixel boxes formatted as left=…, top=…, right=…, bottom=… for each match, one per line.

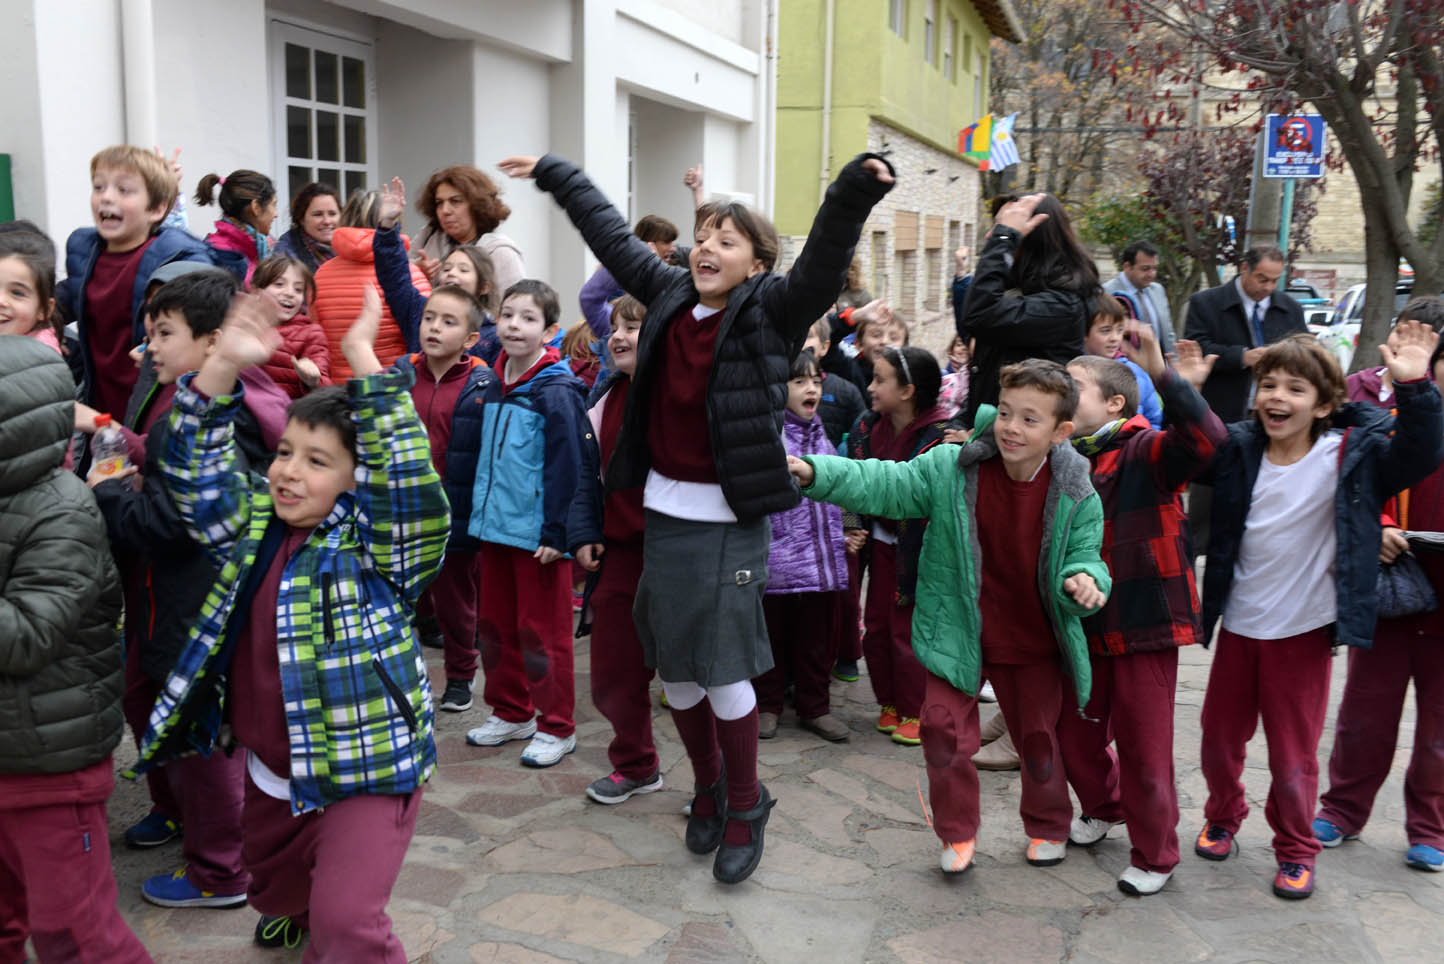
left=685, top=770, right=728, bottom=855
left=713, top=783, right=777, bottom=884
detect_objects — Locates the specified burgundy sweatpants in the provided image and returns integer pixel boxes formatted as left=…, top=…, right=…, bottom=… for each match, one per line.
left=124, top=642, right=247, bottom=893
left=417, top=549, right=481, bottom=681
left=920, top=660, right=1073, bottom=843
left=0, top=786, right=152, bottom=963
left=758, top=591, right=841, bottom=718
left=862, top=543, right=926, bottom=717
left=588, top=540, right=658, bottom=781
left=243, top=778, right=419, bottom=963
left=1200, top=628, right=1332, bottom=864
left=836, top=551, right=864, bottom=663
left=478, top=542, right=575, bottom=738
left=1058, top=648, right=1181, bottom=873
left=1317, top=619, right=1444, bottom=848
left=123, top=638, right=180, bottom=821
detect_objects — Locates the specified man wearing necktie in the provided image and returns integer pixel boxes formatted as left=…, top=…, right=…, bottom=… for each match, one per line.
left=1103, top=240, right=1177, bottom=357
left=1181, top=246, right=1307, bottom=553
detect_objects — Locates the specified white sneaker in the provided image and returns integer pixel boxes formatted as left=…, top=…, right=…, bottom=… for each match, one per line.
left=1117, top=865, right=1172, bottom=896
left=1070, top=814, right=1123, bottom=846
left=520, top=732, right=577, bottom=768
left=465, top=715, right=537, bottom=747
left=979, top=680, right=997, bottom=702
left=1026, top=838, right=1067, bottom=866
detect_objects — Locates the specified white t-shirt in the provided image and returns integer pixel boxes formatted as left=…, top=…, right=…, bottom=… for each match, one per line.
left=247, top=750, right=291, bottom=801
left=642, top=303, right=738, bottom=524
left=1223, top=432, right=1342, bottom=639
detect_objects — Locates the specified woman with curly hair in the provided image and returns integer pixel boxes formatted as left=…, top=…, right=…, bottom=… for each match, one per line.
left=413, top=165, right=526, bottom=292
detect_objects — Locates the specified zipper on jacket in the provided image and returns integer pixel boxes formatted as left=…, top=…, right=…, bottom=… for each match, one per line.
left=373, top=657, right=420, bottom=732
left=478, top=406, right=516, bottom=523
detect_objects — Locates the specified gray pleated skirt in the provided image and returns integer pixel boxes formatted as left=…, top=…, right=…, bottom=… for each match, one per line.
left=633, top=511, right=774, bottom=686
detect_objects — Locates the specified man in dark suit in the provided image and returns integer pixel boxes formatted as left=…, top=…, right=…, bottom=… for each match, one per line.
left=1184, top=246, right=1308, bottom=423
left=1182, top=246, right=1307, bottom=555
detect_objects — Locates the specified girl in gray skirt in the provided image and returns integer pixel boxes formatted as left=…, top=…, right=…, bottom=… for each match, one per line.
left=498, top=151, right=895, bottom=883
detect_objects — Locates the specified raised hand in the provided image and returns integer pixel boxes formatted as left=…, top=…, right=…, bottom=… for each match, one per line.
left=953, top=246, right=971, bottom=276
left=497, top=156, right=540, bottom=180
left=1380, top=319, right=1439, bottom=384
left=862, top=158, right=895, bottom=184
left=153, top=146, right=183, bottom=192
left=1120, top=318, right=1166, bottom=380
left=684, top=164, right=706, bottom=208
left=1063, top=572, right=1106, bottom=610
left=1172, top=339, right=1217, bottom=390
left=214, top=293, right=282, bottom=369
left=378, top=176, right=406, bottom=229
left=787, top=455, right=816, bottom=487
left=341, top=286, right=384, bottom=378
left=851, top=298, right=891, bottom=327
left=994, top=194, right=1050, bottom=236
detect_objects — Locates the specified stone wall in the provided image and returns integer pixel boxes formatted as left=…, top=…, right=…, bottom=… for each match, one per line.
left=779, top=118, right=980, bottom=359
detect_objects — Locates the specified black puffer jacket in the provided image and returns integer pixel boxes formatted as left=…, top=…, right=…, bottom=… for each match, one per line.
left=533, top=153, right=894, bottom=522
left=959, top=224, right=1088, bottom=425
left=0, top=336, right=124, bottom=775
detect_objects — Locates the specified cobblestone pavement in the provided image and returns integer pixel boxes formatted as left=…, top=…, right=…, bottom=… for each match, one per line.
left=107, top=638, right=1443, bottom=963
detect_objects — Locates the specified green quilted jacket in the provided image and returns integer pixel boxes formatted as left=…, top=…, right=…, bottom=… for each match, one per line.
left=802, top=407, right=1110, bottom=705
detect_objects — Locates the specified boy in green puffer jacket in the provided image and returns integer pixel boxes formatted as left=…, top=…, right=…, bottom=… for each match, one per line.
left=789, top=359, right=1110, bottom=878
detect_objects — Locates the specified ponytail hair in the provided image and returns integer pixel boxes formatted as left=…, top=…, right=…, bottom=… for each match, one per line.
left=194, top=170, right=277, bottom=224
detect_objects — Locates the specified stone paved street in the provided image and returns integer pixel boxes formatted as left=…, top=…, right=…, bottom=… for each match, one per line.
left=109, top=636, right=1444, bottom=962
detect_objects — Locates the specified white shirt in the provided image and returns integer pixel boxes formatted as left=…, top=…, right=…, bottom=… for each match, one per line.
left=1223, top=432, right=1342, bottom=639
left=642, top=303, right=738, bottom=524
left=247, top=751, right=291, bottom=801
left=1235, top=278, right=1272, bottom=346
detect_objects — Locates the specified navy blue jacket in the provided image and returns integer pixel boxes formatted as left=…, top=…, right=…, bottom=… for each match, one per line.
left=392, top=354, right=501, bottom=551
left=1202, top=378, right=1444, bottom=650
left=56, top=227, right=232, bottom=406
left=467, top=354, right=590, bottom=552
left=373, top=226, right=500, bottom=366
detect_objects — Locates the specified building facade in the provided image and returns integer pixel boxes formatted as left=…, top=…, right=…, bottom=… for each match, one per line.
left=1, top=0, right=778, bottom=303
left=774, top=0, right=1020, bottom=349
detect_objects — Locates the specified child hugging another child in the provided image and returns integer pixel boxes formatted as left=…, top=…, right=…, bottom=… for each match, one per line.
left=501, top=146, right=893, bottom=884
left=1059, top=325, right=1226, bottom=896
left=1194, top=326, right=1443, bottom=900
left=463, top=281, right=590, bottom=768
left=254, top=254, right=330, bottom=398
left=1083, top=293, right=1162, bottom=429
left=131, top=292, right=450, bottom=958
left=754, top=350, right=851, bottom=743
left=571, top=295, right=664, bottom=804
left=791, top=359, right=1110, bottom=876
left=849, top=345, right=950, bottom=747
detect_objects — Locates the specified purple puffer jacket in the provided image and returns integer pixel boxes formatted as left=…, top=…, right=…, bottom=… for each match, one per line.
left=768, top=410, right=849, bottom=594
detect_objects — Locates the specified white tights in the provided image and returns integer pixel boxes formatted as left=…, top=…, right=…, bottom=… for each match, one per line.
left=661, top=680, right=757, bottom=721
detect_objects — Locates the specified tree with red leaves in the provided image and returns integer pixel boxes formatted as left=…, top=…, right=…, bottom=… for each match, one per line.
left=1115, top=0, right=1444, bottom=370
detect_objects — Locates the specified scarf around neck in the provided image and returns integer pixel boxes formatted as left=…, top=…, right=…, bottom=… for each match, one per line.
left=1072, top=418, right=1126, bottom=457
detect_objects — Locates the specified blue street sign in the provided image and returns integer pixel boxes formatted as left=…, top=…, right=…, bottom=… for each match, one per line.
left=1264, top=114, right=1326, bottom=178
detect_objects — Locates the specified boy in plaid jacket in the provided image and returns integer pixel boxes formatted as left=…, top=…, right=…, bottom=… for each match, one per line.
left=131, top=290, right=449, bottom=960
left=1059, top=325, right=1226, bottom=897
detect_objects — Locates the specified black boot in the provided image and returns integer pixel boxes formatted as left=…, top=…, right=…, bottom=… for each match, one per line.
left=685, top=769, right=728, bottom=855
left=713, top=783, right=777, bottom=884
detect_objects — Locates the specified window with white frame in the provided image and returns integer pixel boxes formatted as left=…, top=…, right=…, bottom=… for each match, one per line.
left=889, top=0, right=907, bottom=37
left=269, top=20, right=377, bottom=229
left=924, top=1, right=937, bottom=64
left=944, top=15, right=957, bottom=79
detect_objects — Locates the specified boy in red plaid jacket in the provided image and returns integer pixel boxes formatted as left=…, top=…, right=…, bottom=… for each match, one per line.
left=1059, top=325, right=1226, bottom=897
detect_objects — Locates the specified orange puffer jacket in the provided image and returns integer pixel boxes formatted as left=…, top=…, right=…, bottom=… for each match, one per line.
left=314, top=227, right=430, bottom=379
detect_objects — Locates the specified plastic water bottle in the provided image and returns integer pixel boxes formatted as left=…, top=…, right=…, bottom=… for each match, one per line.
left=91, top=413, right=132, bottom=479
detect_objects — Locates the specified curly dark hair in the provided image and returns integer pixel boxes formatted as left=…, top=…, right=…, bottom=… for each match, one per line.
left=417, top=166, right=511, bottom=239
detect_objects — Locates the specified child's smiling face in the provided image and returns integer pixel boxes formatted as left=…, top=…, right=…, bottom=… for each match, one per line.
left=268, top=419, right=356, bottom=529
left=994, top=384, right=1073, bottom=470
left=497, top=292, right=548, bottom=362
left=689, top=216, right=763, bottom=309
left=91, top=166, right=167, bottom=252
left=1254, top=368, right=1331, bottom=446
left=262, top=265, right=307, bottom=323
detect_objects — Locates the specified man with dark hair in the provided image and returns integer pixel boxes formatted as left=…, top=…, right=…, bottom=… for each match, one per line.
left=1104, top=239, right=1175, bottom=357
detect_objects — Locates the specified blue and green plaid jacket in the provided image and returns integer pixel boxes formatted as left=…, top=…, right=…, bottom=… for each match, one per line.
left=130, top=369, right=449, bottom=814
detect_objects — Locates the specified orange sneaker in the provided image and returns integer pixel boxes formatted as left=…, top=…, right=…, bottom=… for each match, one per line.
left=939, top=839, right=976, bottom=874
left=891, top=717, right=922, bottom=745
left=876, top=706, right=900, bottom=733
left=1272, top=861, right=1314, bottom=899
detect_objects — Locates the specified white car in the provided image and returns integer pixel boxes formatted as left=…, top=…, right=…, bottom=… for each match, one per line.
left=1312, top=280, right=1413, bottom=370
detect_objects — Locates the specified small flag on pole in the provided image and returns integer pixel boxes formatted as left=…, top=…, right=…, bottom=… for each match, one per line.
left=990, top=113, right=1020, bottom=171
left=959, top=114, right=994, bottom=169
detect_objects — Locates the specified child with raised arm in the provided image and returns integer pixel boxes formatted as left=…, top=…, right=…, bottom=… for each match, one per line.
left=132, top=290, right=449, bottom=958
left=789, top=359, right=1110, bottom=877
left=1194, top=325, right=1443, bottom=900
left=498, top=147, right=893, bottom=884
left=1059, top=326, right=1226, bottom=897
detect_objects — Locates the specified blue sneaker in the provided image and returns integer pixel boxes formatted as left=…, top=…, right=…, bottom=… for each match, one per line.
left=1406, top=843, right=1444, bottom=872
left=124, top=812, right=182, bottom=849
left=141, top=868, right=247, bottom=909
left=1311, top=817, right=1358, bottom=848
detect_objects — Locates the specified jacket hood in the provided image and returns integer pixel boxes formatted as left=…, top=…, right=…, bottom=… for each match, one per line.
left=958, top=404, right=1096, bottom=502
left=331, top=227, right=380, bottom=263
left=1346, top=367, right=1386, bottom=404
left=0, top=335, right=75, bottom=495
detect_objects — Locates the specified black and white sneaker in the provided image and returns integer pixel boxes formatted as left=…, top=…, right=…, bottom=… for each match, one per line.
left=439, top=678, right=474, bottom=712
left=585, top=770, right=664, bottom=805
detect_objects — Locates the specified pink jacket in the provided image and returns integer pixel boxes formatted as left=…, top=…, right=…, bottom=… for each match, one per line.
left=205, top=219, right=263, bottom=284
